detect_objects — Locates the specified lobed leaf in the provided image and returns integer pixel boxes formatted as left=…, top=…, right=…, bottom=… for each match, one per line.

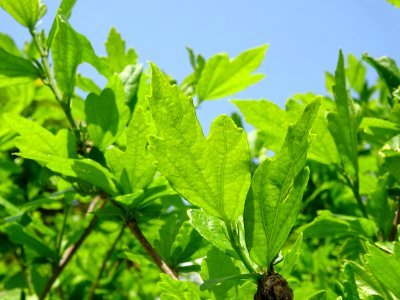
left=196, top=45, right=267, bottom=101
left=105, top=27, right=138, bottom=73
left=148, top=63, right=251, bottom=221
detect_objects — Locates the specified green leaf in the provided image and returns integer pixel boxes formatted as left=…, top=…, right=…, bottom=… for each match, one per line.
left=119, top=64, right=142, bottom=109
left=47, top=0, right=78, bottom=47
left=281, top=233, right=302, bottom=277
left=188, top=209, right=238, bottom=259
left=244, top=99, right=320, bottom=268
left=0, top=48, right=39, bottom=87
left=2, top=223, right=55, bottom=259
left=363, top=53, right=400, bottom=91
left=0, top=33, right=22, bottom=56
left=159, top=273, right=202, bottom=300
left=200, top=247, right=245, bottom=299
left=365, top=243, right=400, bottom=299
left=349, top=261, right=393, bottom=299
left=232, top=99, right=288, bottom=152
left=328, top=50, right=361, bottom=177
left=346, top=54, right=366, bottom=94
left=75, top=74, right=101, bottom=94
left=51, top=15, right=83, bottom=98
left=105, top=106, right=156, bottom=193
left=386, top=0, right=400, bottom=8
left=307, top=290, right=327, bottom=300
left=0, top=0, right=46, bottom=29
left=342, top=263, right=360, bottom=300
left=148, top=63, right=251, bottom=221
left=196, top=44, right=267, bottom=101
left=85, top=76, right=130, bottom=150
left=302, top=210, right=378, bottom=239
left=200, top=273, right=259, bottom=291
left=105, top=27, right=138, bottom=73
left=45, top=158, right=119, bottom=196
left=5, top=114, right=76, bottom=159
left=367, top=174, right=392, bottom=239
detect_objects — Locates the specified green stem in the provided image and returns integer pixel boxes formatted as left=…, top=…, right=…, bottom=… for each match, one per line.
left=56, top=204, right=70, bottom=262
left=343, top=173, right=368, bottom=219
left=29, top=29, right=79, bottom=135
left=88, top=225, right=125, bottom=299
left=225, top=221, right=257, bottom=274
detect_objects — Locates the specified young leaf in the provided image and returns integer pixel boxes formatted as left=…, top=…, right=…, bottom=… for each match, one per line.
left=307, top=290, right=327, bottom=300
left=105, top=27, right=138, bottom=73
left=365, top=243, right=400, bottom=299
left=51, top=15, right=83, bottom=98
left=244, top=99, right=320, bottom=268
left=232, top=99, right=288, bottom=152
left=105, top=106, right=156, bottom=193
left=346, top=54, right=366, bottom=94
left=363, top=53, right=400, bottom=91
left=0, top=0, right=46, bottom=30
left=196, top=45, right=267, bottom=101
left=328, top=50, right=361, bottom=177
left=148, top=63, right=251, bottom=221
left=0, top=48, right=39, bottom=87
left=47, top=0, right=78, bottom=47
left=0, top=33, right=22, bottom=56
left=85, top=76, right=130, bottom=150
left=281, top=233, right=303, bottom=277
left=188, top=209, right=238, bottom=259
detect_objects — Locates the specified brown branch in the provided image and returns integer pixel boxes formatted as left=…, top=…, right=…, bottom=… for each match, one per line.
left=88, top=225, right=126, bottom=299
left=126, top=219, right=178, bottom=280
left=389, top=204, right=400, bottom=241
left=39, top=196, right=106, bottom=300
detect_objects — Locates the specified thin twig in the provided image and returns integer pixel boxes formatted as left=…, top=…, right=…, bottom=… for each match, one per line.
left=389, top=204, right=400, bottom=241
left=39, top=196, right=106, bottom=300
left=88, top=225, right=126, bottom=299
left=29, top=29, right=78, bottom=134
left=126, top=219, right=178, bottom=280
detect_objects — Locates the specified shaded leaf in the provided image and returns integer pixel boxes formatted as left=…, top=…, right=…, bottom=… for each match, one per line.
left=363, top=53, right=400, bottom=91
left=0, top=48, right=39, bottom=87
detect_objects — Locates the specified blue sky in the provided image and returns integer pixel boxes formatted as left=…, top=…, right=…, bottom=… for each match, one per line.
left=1, top=0, right=399, bottom=131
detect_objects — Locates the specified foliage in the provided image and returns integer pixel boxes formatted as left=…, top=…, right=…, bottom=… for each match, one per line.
left=0, top=0, right=400, bottom=299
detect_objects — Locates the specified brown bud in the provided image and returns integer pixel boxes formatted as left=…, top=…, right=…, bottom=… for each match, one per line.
left=254, top=272, right=293, bottom=300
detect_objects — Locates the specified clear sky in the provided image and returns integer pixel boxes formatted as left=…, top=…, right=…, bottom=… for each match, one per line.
left=1, top=1, right=399, bottom=131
